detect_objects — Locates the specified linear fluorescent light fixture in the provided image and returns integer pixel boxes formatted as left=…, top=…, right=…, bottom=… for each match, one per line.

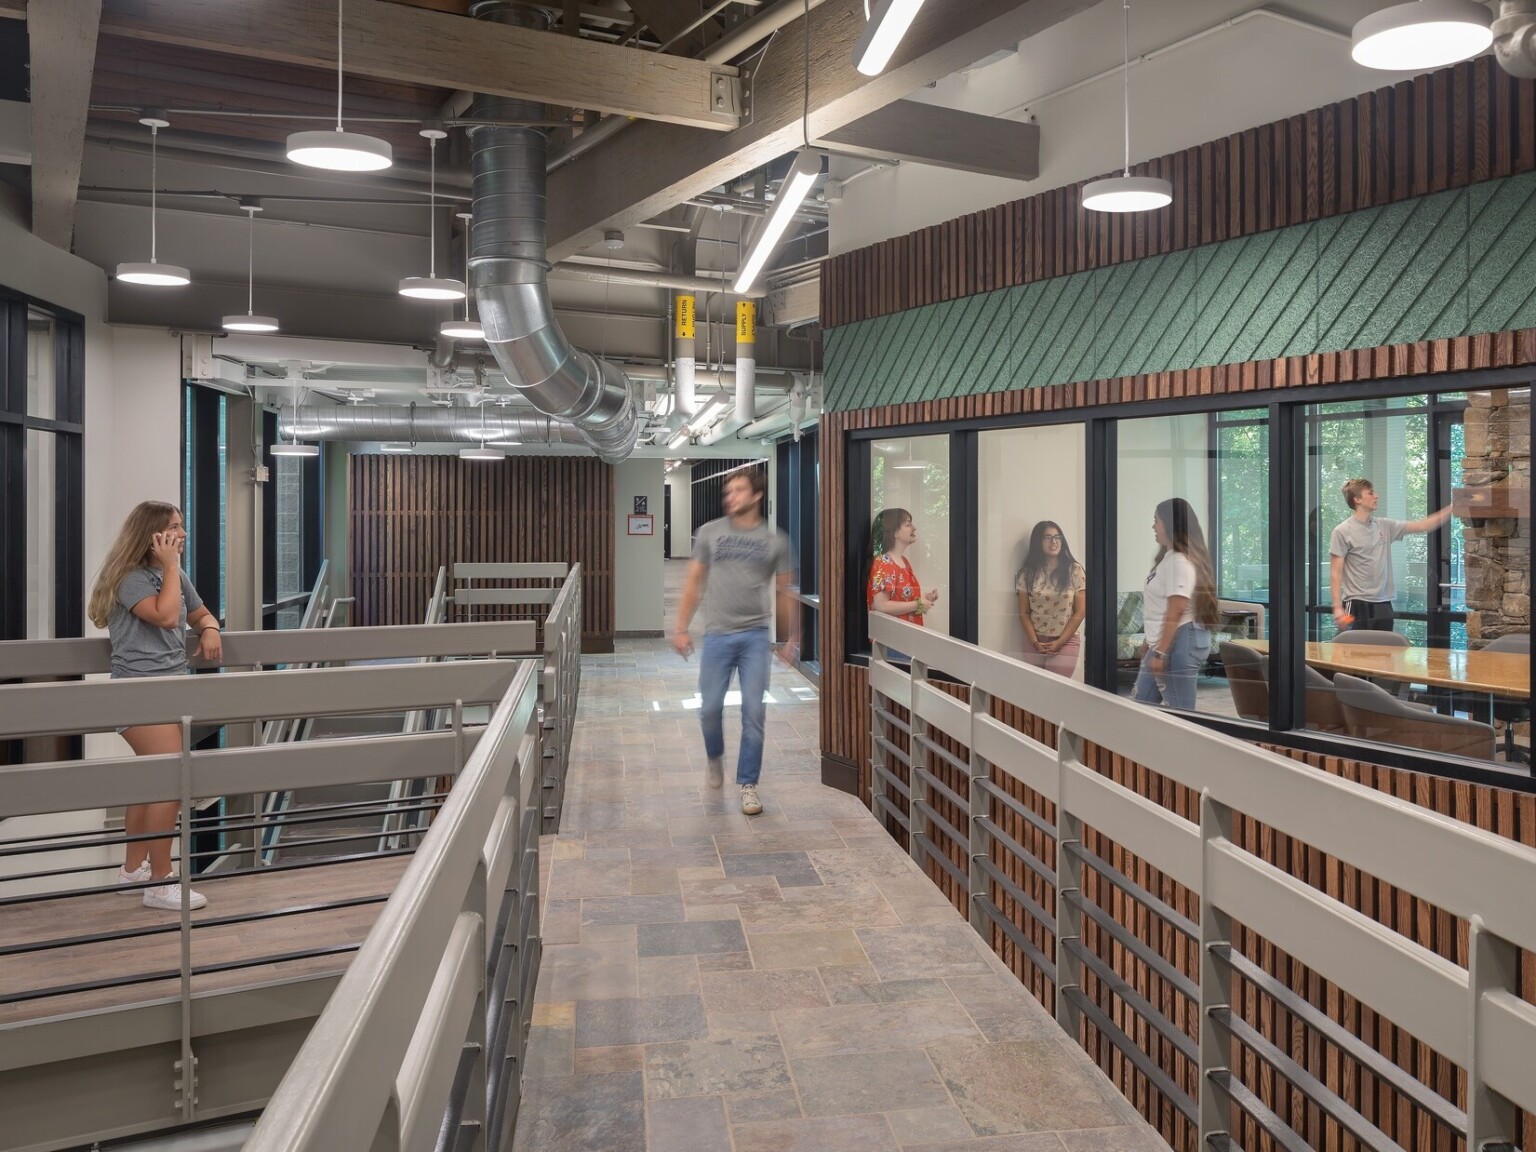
left=1350, top=0, right=1492, bottom=71
left=854, top=0, right=926, bottom=76
left=270, top=442, right=320, bottom=457
left=686, top=391, right=732, bottom=435
left=733, top=149, right=822, bottom=295
left=667, top=428, right=690, bottom=449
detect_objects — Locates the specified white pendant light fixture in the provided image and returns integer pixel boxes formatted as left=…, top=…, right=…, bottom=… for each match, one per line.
left=272, top=386, right=320, bottom=457
left=223, top=200, right=279, bottom=333
left=440, top=211, right=484, bottom=337
left=735, top=3, right=822, bottom=295
left=401, top=129, right=467, bottom=301
left=380, top=442, right=414, bottom=454
left=853, top=0, right=926, bottom=76
left=286, top=0, right=393, bottom=171
left=1351, top=0, right=1493, bottom=71
left=459, top=446, right=505, bottom=460
left=116, top=116, right=192, bottom=287
left=1082, top=0, right=1172, bottom=214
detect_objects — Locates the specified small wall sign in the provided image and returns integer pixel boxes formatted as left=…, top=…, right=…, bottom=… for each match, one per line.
left=627, top=514, right=655, bottom=536
left=633, top=495, right=648, bottom=513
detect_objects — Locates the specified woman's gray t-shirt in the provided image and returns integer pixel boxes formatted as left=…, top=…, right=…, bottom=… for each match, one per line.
left=108, top=566, right=204, bottom=678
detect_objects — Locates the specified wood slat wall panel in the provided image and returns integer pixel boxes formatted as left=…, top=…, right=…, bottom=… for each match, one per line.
left=348, top=454, right=615, bottom=650
left=822, top=59, right=1536, bottom=330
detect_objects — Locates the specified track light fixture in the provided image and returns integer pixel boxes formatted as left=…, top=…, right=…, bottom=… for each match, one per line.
left=853, top=0, right=926, bottom=76
left=1082, top=0, right=1172, bottom=214
left=1351, top=0, right=1494, bottom=71
left=116, top=116, right=192, bottom=287
left=286, top=0, right=394, bottom=171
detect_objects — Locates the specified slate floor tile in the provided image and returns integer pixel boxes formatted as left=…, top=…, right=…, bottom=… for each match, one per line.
left=925, top=1036, right=1124, bottom=1135
left=637, top=919, right=747, bottom=957
left=511, top=1071, right=644, bottom=1152
left=574, top=994, right=708, bottom=1048
left=731, top=1115, right=900, bottom=1152
left=646, top=1096, right=732, bottom=1152
left=723, top=850, right=826, bottom=888
left=643, top=1031, right=793, bottom=1099
left=791, top=1049, right=951, bottom=1117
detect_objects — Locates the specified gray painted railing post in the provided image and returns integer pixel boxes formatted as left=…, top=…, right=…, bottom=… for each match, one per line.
left=1054, top=727, right=1084, bottom=1040
left=1198, top=788, right=1234, bottom=1149
left=907, top=657, right=930, bottom=867
left=177, top=715, right=198, bottom=1122
left=870, top=667, right=889, bottom=817
left=1467, top=915, right=1519, bottom=1150
left=967, top=686, right=992, bottom=937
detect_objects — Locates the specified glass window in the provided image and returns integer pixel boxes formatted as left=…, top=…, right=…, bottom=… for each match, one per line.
left=978, top=424, right=1087, bottom=679
left=869, top=435, right=950, bottom=640
left=275, top=452, right=304, bottom=628
left=1303, top=386, right=1529, bottom=764
left=1115, top=411, right=1271, bottom=719
left=26, top=430, right=54, bottom=638
left=25, top=310, right=55, bottom=420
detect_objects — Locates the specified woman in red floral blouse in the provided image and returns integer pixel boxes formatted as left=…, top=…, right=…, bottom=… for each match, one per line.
left=867, top=507, right=939, bottom=634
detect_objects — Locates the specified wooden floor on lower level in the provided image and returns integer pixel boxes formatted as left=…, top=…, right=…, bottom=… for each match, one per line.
left=0, top=854, right=409, bottom=1025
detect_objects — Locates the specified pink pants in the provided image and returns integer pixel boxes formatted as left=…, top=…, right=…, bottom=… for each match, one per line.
left=1021, top=633, right=1081, bottom=677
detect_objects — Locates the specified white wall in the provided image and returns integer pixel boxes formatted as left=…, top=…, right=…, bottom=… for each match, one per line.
left=614, top=457, right=665, bottom=634
left=666, top=465, right=693, bottom=558
left=977, top=425, right=1087, bottom=674
left=830, top=0, right=1392, bottom=255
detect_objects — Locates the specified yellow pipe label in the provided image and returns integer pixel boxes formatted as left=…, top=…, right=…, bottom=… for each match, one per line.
left=675, top=295, right=695, bottom=339
left=736, top=300, right=756, bottom=343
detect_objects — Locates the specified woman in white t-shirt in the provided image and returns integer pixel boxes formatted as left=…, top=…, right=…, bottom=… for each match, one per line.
left=1134, top=497, right=1219, bottom=711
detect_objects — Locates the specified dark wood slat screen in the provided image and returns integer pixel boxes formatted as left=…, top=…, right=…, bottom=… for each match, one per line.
left=349, top=453, right=615, bottom=650
left=822, top=58, right=1536, bottom=330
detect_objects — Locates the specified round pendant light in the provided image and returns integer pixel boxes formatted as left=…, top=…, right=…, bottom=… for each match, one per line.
left=459, top=446, right=505, bottom=461
left=440, top=211, right=484, bottom=337
left=1082, top=0, right=1172, bottom=215
left=1351, top=0, right=1493, bottom=71
left=286, top=0, right=393, bottom=172
left=223, top=200, right=280, bottom=333
left=116, top=116, right=192, bottom=287
left=401, top=129, right=465, bottom=302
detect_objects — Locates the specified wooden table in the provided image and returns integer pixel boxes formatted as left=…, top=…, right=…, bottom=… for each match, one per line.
left=1232, top=640, right=1530, bottom=700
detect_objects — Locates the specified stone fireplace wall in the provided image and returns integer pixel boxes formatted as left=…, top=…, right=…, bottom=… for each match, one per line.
left=1463, top=387, right=1531, bottom=644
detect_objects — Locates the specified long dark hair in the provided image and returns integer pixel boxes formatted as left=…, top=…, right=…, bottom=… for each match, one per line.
left=1152, top=497, right=1219, bottom=626
left=871, top=507, right=911, bottom=558
left=1017, top=521, right=1079, bottom=593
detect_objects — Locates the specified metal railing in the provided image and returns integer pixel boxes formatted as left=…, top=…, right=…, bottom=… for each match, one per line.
left=0, top=620, right=553, bottom=1152
left=242, top=658, right=544, bottom=1152
left=867, top=612, right=1536, bottom=1152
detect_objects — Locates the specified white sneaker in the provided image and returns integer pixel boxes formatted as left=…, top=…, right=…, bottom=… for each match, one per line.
left=739, top=785, right=762, bottom=816
left=707, top=757, right=724, bottom=788
left=143, top=879, right=208, bottom=911
left=117, top=860, right=152, bottom=894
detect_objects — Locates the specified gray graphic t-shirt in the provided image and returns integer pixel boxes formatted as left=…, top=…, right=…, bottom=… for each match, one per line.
left=109, top=566, right=204, bottom=678
left=1329, top=515, right=1407, bottom=603
left=692, top=517, right=794, bottom=633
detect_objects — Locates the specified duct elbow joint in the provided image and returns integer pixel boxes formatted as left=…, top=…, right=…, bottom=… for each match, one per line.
left=1495, top=1, right=1536, bottom=78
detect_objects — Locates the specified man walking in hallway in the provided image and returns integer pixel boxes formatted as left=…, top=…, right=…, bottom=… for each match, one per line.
left=672, top=467, right=799, bottom=815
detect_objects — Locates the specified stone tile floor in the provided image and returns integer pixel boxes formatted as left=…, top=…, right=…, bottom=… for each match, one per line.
left=513, top=639, right=1168, bottom=1152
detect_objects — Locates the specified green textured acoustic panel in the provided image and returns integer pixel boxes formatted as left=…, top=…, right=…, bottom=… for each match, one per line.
left=825, top=172, right=1536, bottom=412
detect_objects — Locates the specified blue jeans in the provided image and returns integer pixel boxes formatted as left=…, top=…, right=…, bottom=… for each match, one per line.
left=1133, top=623, right=1211, bottom=711
left=699, top=627, right=771, bottom=786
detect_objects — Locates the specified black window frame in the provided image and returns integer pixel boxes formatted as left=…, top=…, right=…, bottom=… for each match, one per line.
left=841, top=364, right=1536, bottom=793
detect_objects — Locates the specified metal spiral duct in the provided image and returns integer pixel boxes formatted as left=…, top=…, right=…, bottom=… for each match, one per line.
left=467, top=1, right=640, bottom=463
left=279, top=405, right=589, bottom=446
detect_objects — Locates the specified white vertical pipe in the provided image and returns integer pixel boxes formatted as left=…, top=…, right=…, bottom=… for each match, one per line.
left=735, top=300, right=757, bottom=424
left=674, top=293, right=697, bottom=417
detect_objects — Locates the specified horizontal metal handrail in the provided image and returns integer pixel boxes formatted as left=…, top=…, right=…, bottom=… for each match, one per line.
left=0, top=620, right=537, bottom=680
left=867, top=612, right=1536, bottom=1149
left=0, top=659, right=520, bottom=739
left=0, top=729, right=482, bottom=818
left=452, top=562, right=567, bottom=581
left=454, top=587, right=559, bottom=607
left=243, top=660, right=541, bottom=1152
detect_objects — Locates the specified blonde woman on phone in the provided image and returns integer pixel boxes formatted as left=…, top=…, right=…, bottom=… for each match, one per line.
left=87, top=501, right=222, bottom=910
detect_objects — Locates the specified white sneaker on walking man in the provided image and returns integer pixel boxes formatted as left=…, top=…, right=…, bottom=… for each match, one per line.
left=672, top=468, right=800, bottom=815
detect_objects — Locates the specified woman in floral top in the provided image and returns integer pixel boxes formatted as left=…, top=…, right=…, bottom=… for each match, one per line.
left=1015, top=520, right=1086, bottom=676
left=867, top=509, right=938, bottom=657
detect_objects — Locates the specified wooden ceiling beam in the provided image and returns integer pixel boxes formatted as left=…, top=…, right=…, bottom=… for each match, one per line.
left=818, top=101, right=1041, bottom=181
left=92, top=0, right=741, bottom=131
left=30, top=0, right=104, bottom=250
left=545, top=0, right=1094, bottom=260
